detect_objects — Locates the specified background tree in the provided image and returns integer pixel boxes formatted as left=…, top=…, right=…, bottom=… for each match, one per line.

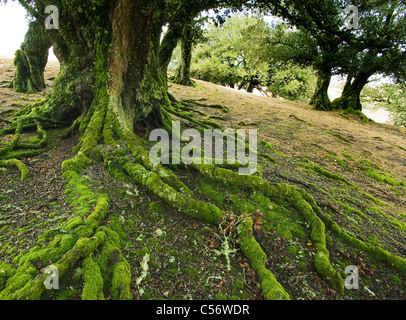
left=9, top=16, right=51, bottom=93
left=265, top=23, right=318, bottom=101
left=189, top=15, right=317, bottom=100
left=331, top=0, right=406, bottom=111
left=191, top=14, right=271, bottom=92
left=259, top=0, right=354, bottom=110
left=260, top=0, right=406, bottom=112
left=172, top=16, right=206, bottom=86
left=158, top=0, right=247, bottom=85
left=362, top=82, right=406, bottom=126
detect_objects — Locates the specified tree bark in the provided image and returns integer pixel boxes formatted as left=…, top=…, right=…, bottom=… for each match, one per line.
left=108, top=0, right=161, bottom=126
left=30, top=0, right=167, bottom=129
left=332, top=72, right=372, bottom=111
left=174, top=20, right=194, bottom=86
left=159, top=22, right=184, bottom=81
left=310, top=68, right=332, bottom=111
left=247, top=77, right=261, bottom=93
left=10, top=20, right=51, bottom=93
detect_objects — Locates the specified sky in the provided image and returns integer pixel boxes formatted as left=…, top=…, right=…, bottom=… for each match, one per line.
left=0, top=1, right=57, bottom=60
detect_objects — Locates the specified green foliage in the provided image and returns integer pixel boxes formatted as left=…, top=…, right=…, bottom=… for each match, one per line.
left=267, top=64, right=317, bottom=102
left=190, top=14, right=271, bottom=88
left=189, top=14, right=316, bottom=101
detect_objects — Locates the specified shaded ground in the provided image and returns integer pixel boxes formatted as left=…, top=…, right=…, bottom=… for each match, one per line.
left=1, top=58, right=405, bottom=300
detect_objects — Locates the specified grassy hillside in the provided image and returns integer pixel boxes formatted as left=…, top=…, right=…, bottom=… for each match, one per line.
left=1, top=58, right=405, bottom=300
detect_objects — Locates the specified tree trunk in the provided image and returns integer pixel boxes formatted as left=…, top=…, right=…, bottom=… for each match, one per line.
left=33, top=0, right=166, bottom=130
left=108, top=0, right=162, bottom=126
left=332, top=72, right=371, bottom=111
left=159, top=23, right=183, bottom=82
left=247, top=77, right=259, bottom=93
left=174, top=21, right=194, bottom=86
left=10, top=20, right=51, bottom=93
left=310, top=68, right=332, bottom=111
left=342, top=73, right=353, bottom=94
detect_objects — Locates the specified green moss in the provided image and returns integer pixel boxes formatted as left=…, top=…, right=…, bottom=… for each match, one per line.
left=61, top=153, right=93, bottom=174
left=341, top=152, right=354, bottom=161
left=121, top=159, right=224, bottom=224
left=389, top=274, right=402, bottom=286
left=190, top=160, right=346, bottom=293
left=111, top=260, right=132, bottom=300
left=233, top=280, right=244, bottom=291
left=197, top=181, right=225, bottom=205
left=298, top=261, right=308, bottom=271
left=0, top=159, right=29, bottom=181
left=315, top=205, right=406, bottom=275
left=358, top=160, right=404, bottom=187
left=282, top=186, right=344, bottom=294
left=215, top=292, right=228, bottom=300
left=82, top=256, right=104, bottom=300
left=369, top=207, right=406, bottom=232
left=304, top=159, right=355, bottom=188
left=56, top=288, right=78, bottom=300
left=237, top=218, right=290, bottom=300
left=65, top=216, right=84, bottom=231
left=286, top=245, right=298, bottom=255
left=259, top=140, right=287, bottom=158
left=0, top=261, right=15, bottom=291
left=95, top=226, right=132, bottom=300
left=326, top=131, right=351, bottom=143
left=365, top=169, right=403, bottom=186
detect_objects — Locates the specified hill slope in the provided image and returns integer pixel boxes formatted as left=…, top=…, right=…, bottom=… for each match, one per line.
left=1, top=59, right=405, bottom=300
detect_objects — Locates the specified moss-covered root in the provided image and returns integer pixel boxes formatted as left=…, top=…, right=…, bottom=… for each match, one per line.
left=298, top=189, right=406, bottom=275
left=82, top=256, right=105, bottom=300
left=190, top=163, right=344, bottom=294
left=237, top=218, right=290, bottom=300
left=0, top=159, right=29, bottom=181
left=0, top=231, right=106, bottom=300
left=120, top=159, right=224, bottom=224
left=277, top=184, right=344, bottom=294
left=96, top=226, right=132, bottom=300
left=0, top=119, right=23, bottom=157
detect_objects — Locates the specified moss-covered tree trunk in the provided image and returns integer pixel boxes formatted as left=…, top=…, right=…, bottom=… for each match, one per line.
left=9, top=20, right=51, bottom=93
left=332, top=72, right=372, bottom=111
left=174, top=21, right=194, bottom=86
left=35, top=0, right=166, bottom=130
left=247, top=76, right=261, bottom=93
left=159, top=22, right=183, bottom=83
left=310, top=67, right=332, bottom=111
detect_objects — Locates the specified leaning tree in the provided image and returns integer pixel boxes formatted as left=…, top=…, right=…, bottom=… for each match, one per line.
left=258, top=0, right=356, bottom=111
left=331, top=0, right=406, bottom=111
left=0, top=0, right=405, bottom=300
left=260, top=0, right=406, bottom=112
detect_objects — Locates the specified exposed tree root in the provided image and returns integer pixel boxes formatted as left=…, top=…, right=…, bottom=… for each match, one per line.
left=1, top=94, right=405, bottom=301
left=0, top=159, right=28, bottom=181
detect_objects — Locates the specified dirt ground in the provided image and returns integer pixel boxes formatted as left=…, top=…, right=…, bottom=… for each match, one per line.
left=1, top=58, right=405, bottom=300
